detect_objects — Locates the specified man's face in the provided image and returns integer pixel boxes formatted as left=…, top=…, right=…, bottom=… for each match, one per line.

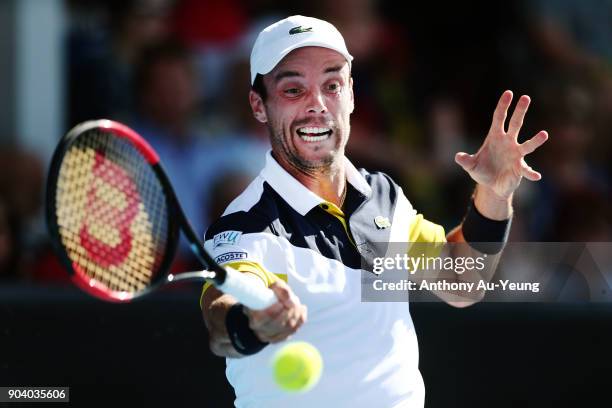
left=250, top=47, right=354, bottom=173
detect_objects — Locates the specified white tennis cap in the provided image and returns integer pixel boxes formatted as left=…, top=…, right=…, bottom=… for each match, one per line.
left=250, top=15, right=353, bottom=84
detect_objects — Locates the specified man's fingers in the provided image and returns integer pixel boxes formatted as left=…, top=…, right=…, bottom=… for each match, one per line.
left=246, top=302, right=284, bottom=327
left=521, top=160, right=542, bottom=181
left=247, top=281, right=306, bottom=343
left=269, top=280, right=297, bottom=308
left=251, top=305, right=307, bottom=343
left=255, top=326, right=290, bottom=343
left=519, top=130, right=548, bottom=155
left=265, top=332, right=293, bottom=343
left=285, top=305, right=307, bottom=330
left=251, top=311, right=287, bottom=335
left=490, top=90, right=513, bottom=132
left=454, top=152, right=476, bottom=172
left=507, top=95, right=531, bottom=137
left=299, top=304, right=307, bottom=323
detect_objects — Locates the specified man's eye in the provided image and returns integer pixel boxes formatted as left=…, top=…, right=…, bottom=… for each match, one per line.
left=327, top=83, right=341, bottom=92
left=284, top=88, right=302, bottom=96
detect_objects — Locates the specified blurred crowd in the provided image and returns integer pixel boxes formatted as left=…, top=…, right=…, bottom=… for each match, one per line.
left=1, top=0, right=611, bottom=283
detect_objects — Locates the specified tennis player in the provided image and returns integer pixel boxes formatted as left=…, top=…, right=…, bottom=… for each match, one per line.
left=201, top=15, right=548, bottom=407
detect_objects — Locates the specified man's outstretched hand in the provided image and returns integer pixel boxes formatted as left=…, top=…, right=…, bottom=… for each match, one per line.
left=455, top=90, right=549, bottom=200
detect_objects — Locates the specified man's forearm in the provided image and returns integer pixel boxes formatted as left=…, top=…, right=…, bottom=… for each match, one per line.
left=438, top=226, right=502, bottom=306
left=202, top=289, right=245, bottom=358
left=447, top=223, right=503, bottom=284
left=473, top=184, right=512, bottom=220
left=435, top=187, right=511, bottom=306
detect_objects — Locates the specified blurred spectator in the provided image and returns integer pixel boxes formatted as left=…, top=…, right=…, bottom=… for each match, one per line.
left=0, top=198, right=21, bottom=280
left=422, top=96, right=476, bottom=225
left=527, top=0, right=612, bottom=186
left=67, top=0, right=172, bottom=125
left=553, top=188, right=612, bottom=242
left=528, top=0, right=612, bottom=77
left=0, top=148, right=44, bottom=224
left=170, top=0, right=250, bottom=103
left=133, top=41, right=200, bottom=138
left=0, top=147, right=51, bottom=282
left=207, top=171, right=255, bottom=224
left=527, top=78, right=611, bottom=241
left=130, top=41, right=265, bottom=261
left=131, top=40, right=211, bottom=247
left=215, top=57, right=269, bottom=171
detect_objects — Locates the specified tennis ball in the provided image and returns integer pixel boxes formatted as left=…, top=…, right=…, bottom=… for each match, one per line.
left=272, top=341, right=323, bottom=393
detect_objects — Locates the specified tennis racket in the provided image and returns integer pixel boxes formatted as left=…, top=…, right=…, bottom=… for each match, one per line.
left=46, top=119, right=276, bottom=310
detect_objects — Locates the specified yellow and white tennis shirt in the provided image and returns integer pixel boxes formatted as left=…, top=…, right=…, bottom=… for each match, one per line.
left=201, top=152, right=445, bottom=408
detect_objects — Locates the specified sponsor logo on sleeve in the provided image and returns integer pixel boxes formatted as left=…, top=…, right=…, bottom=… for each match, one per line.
left=214, top=251, right=248, bottom=264
left=213, top=231, right=242, bottom=248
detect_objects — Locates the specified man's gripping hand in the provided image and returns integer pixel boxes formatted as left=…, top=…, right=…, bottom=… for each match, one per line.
left=244, top=280, right=307, bottom=343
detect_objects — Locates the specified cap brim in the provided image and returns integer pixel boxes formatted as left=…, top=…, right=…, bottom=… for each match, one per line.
left=251, top=38, right=353, bottom=84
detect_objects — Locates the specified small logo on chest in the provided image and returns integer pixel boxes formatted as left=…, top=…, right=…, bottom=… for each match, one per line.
left=374, top=216, right=391, bottom=229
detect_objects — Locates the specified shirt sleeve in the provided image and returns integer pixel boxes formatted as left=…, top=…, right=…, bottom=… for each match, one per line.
left=408, top=214, right=447, bottom=244
left=199, top=229, right=287, bottom=309
left=406, top=213, right=447, bottom=261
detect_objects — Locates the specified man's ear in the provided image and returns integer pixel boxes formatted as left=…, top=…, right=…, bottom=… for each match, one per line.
left=249, top=90, right=267, bottom=123
left=349, top=77, right=355, bottom=114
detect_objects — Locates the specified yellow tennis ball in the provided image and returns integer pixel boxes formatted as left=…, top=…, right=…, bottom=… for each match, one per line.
left=272, top=341, right=323, bottom=393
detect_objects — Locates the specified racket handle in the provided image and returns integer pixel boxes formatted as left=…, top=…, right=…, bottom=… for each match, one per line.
left=217, top=267, right=277, bottom=310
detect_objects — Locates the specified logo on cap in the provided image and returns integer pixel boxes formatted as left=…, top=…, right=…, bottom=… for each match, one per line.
left=289, top=26, right=313, bottom=35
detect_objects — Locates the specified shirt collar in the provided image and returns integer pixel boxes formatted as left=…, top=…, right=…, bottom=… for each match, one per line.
left=260, top=150, right=372, bottom=215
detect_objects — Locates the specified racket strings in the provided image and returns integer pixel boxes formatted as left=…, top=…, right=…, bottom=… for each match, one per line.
left=55, top=130, right=169, bottom=296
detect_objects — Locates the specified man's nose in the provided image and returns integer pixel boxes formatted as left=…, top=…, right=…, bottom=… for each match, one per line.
left=306, top=89, right=327, bottom=114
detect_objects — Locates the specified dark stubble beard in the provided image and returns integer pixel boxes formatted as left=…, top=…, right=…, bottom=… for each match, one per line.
left=267, top=122, right=348, bottom=177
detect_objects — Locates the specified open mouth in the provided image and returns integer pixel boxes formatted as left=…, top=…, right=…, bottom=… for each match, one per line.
left=296, top=127, right=332, bottom=142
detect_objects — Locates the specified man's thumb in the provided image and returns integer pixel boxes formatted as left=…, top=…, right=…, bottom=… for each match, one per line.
left=455, top=152, right=476, bottom=171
